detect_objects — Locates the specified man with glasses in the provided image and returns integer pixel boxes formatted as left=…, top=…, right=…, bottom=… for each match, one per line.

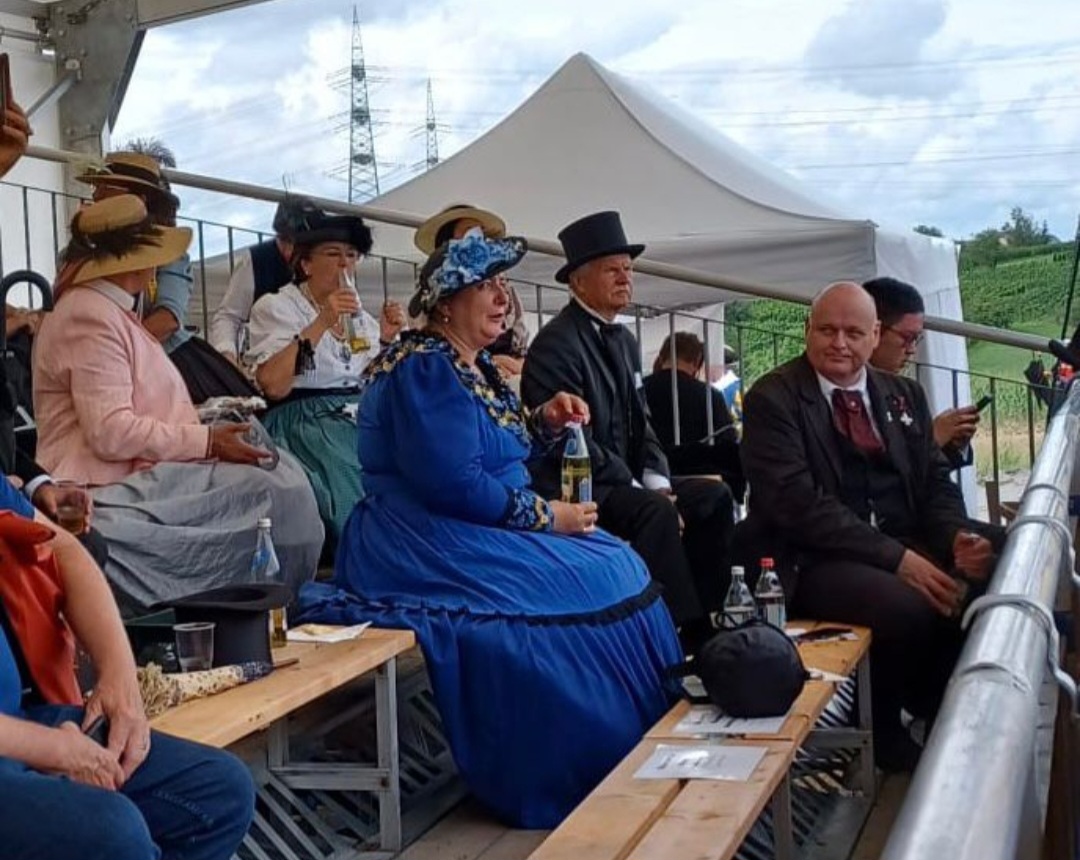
left=863, top=277, right=980, bottom=469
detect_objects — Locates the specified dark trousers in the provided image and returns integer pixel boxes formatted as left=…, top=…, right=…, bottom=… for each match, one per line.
left=597, top=479, right=734, bottom=626
left=794, top=560, right=964, bottom=749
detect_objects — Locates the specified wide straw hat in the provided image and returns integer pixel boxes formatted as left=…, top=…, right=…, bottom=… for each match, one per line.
left=65, top=194, right=192, bottom=285
left=77, top=151, right=179, bottom=206
left=414, top=204, right=506, bottom=255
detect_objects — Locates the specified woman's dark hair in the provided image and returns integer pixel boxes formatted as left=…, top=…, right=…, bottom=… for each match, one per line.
left=653, top=331, right=705, bottom=374
left=862, top=277, right=925, bottom=327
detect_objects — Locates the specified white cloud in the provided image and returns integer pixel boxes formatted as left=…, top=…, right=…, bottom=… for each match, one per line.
left=111, top=0, right=1080, bottom=246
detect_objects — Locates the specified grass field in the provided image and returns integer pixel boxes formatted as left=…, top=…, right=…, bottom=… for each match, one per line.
left=727, top=246, right=1076, bottom=478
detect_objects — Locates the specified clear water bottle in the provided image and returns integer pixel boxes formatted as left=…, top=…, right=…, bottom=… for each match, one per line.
left=721, top=565, right=756, bottom=629
left=754, top=557, right=786, bottom=629
left=561, top=422, right=592, bottom=503
left=250, top=517, right=287, bottom=648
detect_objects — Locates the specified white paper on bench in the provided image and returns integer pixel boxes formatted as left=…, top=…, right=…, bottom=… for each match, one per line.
left=634, top=744, right=767, bottom=781
left=674, top=705, right=787, bottom=736
left=286, top=622, right=371, bottom=643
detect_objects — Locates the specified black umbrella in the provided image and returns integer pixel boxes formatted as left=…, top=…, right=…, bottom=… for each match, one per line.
left=0, top=270, right=53, bottom=473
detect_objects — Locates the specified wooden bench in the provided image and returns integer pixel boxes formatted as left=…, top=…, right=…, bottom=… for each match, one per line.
left=152, top=628, right=416, bottom=860
left=528, top=622, right=873, bottom=860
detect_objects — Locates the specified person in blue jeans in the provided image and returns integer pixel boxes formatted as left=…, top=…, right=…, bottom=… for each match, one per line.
left=0, top=473, right=255, bottom=860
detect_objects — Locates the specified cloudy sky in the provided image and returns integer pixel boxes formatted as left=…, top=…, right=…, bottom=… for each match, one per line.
left=112, top=0, right=1080, bottom=245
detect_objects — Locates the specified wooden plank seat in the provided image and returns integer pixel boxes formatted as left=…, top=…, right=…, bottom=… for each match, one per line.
left=151, top=629, right=416, bottom=860
left=528, top=622, right=873, bottom=860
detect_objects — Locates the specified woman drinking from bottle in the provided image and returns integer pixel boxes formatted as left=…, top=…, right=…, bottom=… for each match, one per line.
left=296, top=227, right=681, bottom=829
left=246, top=211, right=404, bottom=544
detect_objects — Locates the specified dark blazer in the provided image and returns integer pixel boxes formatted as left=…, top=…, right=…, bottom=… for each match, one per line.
left=739, top=354, right=970, bottom=586
left=642, top=369, right=745, bottom=498
left=520, top=301, right=668, bottom=500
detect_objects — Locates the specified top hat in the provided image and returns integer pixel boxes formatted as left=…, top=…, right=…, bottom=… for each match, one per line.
left=414, top=204, right=507, bottom=255
left=555, top=210, right=645, bottom=284
left=160, top=583, right=290, bottom=667
left=292, top=212, right=373, bottom=255
left=78, top=152, right=179, bottom=207
left=63, top=195, right=192, bottom=286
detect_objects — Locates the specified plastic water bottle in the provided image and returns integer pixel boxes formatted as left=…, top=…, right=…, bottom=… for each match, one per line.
left=721, top=566, right=756, bottom=629
left=561, top=422, right=592, bottom=503
left=754, top=557, right=787, bottom=629
left=250, top=517, right=287, bottom=648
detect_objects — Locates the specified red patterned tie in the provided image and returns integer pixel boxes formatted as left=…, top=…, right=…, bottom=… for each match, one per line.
left=831, top=389, right=884, bottom=456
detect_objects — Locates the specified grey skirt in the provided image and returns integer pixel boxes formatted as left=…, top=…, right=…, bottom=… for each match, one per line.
left=90, top=451, right=324, bottom=615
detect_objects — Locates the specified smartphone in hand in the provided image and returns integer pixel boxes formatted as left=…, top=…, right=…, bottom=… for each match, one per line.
left=0, top=54, right=10, bottom=120
left=84, top=715, right=110, bottom=747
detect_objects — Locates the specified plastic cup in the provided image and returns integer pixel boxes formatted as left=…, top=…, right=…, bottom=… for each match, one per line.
left=54, top=481, right=90, bottom=534
left=173, top=622, right=215, bottom=672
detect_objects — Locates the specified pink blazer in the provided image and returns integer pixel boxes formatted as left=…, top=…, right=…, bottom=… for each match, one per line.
left=33, top=283, right=211, bottom=485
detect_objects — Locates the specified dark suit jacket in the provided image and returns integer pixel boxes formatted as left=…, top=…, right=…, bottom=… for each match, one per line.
left=739, top=354, right=970, bottom=588
left=642, top=369, right=745, bottom=498
left=520, top=301, right=668, bottom=500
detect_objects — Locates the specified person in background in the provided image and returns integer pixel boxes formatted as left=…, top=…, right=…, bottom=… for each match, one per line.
left=77, top=148, right=256, bottom=403
left=740, top=281, right=996, bottom=771
left=643, top=331, right=745, bottom=502
left=210, top=195, right=322, bottom=365
left=521, top=211, right=733, bottom=653
left=34, top=195, right=323, bottom=614
left=862, top=276, right=980, bottom=469
left=714, top=344, right=743, bottom=426
left=414, top=204, right=530, bottom=381
left=247, top=211, right=404, bottom=543
left=298, top=227, right=680, bottom=828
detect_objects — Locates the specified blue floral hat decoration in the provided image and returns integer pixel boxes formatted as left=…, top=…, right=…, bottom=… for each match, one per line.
left=409, top=227, right=527, bottom=317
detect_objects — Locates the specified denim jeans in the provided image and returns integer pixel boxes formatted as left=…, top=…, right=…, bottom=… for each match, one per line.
left=0, top=705, right=255, bottom=860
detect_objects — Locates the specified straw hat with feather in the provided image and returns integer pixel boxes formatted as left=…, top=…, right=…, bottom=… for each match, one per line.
left=77, top=151, right=179, bottom=207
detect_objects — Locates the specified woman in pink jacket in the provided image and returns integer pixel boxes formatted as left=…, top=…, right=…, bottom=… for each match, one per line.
left=34, top=195, right=323, bottom=614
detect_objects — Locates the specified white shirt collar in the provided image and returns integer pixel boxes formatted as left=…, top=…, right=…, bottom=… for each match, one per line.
left=572, top=294, right=616, bottom=328
left=816, top=366, right=868, bottom=403
left=86, top=279, right=138, bottom=312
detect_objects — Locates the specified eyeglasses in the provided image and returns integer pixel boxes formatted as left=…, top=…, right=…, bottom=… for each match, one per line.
left=886, top=326, right=924, bottom=348
left=313, top=248, right=361, bottom=263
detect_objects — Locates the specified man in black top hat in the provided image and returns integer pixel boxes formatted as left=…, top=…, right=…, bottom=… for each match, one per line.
left=521, top=211, right=734, bottom=647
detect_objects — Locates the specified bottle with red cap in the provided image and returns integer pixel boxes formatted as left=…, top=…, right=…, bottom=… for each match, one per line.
left=754, top=557, right=786, bottom=629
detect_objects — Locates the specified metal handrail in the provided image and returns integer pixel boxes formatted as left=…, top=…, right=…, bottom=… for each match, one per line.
left=21, top=142, right=1055, bottom=355
left=881, top=381, right=1080, bottom=860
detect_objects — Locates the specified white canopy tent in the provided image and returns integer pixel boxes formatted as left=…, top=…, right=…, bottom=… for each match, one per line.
left=362, top=52, right=968, bottom=409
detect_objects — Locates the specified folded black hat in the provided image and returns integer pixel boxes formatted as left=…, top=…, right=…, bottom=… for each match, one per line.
left=672, top=620, right=808, bottom=718
left=157, top=583, right=290, bottom=668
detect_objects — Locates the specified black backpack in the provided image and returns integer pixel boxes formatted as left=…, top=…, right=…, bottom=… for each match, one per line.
left=671, top=620, right=809, bottom=718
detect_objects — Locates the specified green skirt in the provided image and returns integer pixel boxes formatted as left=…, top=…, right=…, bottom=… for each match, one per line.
left=262, top=392, right=363, bottom=544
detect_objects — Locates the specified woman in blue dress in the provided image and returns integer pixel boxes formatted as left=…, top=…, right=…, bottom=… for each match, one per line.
left=298, top=228, right=682, bottom=828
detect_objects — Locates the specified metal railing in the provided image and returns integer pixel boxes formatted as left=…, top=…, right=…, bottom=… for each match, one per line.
left=0, top=166, right=1057, bottom=497
left=882, top=380, right=1080, bottom=860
